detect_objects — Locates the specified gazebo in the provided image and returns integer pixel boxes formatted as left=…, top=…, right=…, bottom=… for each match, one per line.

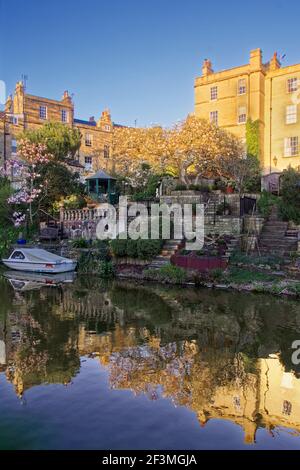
left=86, top=170, right=117, bottom=203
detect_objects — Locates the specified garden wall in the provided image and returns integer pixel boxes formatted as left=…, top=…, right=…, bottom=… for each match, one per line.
left=171, top=254, right=227, bottom=271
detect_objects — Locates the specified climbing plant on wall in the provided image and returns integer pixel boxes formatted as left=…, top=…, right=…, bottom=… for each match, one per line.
left=246, top=118, right=260, bottom=160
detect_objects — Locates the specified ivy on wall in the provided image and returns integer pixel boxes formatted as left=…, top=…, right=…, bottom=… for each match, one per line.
left=246, top=118, right=260, bottom=160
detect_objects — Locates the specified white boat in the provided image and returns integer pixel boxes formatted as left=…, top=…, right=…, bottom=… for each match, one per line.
left=2, top=248, right=77, bottom=274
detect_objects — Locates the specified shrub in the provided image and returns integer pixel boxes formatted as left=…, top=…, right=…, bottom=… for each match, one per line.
left=98, top=260, right=115, bottom=278
left=126, top=239, right=138, bottom=258
left=189, top=184, right=211, bottom=193
left=137, top=238, right=163, bottom=260
left=0, top=227, right=20, bottom=258
left=210, top=268, right=224, bottom=281
left=257, top=190, right=277, bottom=217
left=175, top=183, right=188, bottom=191
left=144, top=264, right=186, bottom=283
left=110, top=238, right=127, bottom=257
left=92, top=240, right=111, bottom=261
left=77, top=251, right=115, bottom=277
left=279, top=168, right=300, bottom=224
left=71, top=238, right=89, bottom=248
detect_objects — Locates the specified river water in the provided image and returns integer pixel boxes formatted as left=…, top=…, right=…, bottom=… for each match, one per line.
left=0, top=271, right=300, bottom=450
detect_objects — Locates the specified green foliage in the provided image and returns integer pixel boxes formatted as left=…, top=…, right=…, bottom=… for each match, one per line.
left=209, top=268, right=224, bottom=281
left=137, top=238, right=163, bottom=260
left=226, top=267, right=276, bottom=284
left=144, top=264, right=186, bottom=284
left=0, top=176, right=13, bottom=226
left=71, top=238, right=89, bottom=248
left=110, top=237, right=163, bottom=260
left=77, top=250, right=115, bottom=277
left=53, top=194, right=86, bottom=213
left=35, top=161, right=84, bottom=212
left=110, top=238, right=128, bottom=257
left=131, top=174, right=161, bottom=201
left=278, top=167, right=300, bottom=224
left=230, top=252, right=282, bottom=268
left=242, top=155, right=261, bottom=193
left=257, top=190, right=278, bottom=217
left=97, top=261, right=115, bottom=278
left=126, top=239, right=138, bottom=258
left=0, top=226, right=20, bottom=258
left=246, top=118, right=260, bottom=159
left=92, top=240, right=111, bottom=261
left=175, top=183, right=187, bottom=191
left=20, top=122, right=81, bottom=162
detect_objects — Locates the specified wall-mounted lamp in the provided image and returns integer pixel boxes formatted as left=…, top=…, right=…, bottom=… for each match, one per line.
left=273, top=155, right=278, bottom=167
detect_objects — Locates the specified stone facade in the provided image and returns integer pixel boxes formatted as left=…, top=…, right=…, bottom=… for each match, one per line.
left=195, top=48, right=300, bottom=176
left=0, top=82, right=120, bottom=176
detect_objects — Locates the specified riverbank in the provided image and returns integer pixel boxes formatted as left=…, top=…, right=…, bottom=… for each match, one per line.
left=115, top=264, right=300, bottom=299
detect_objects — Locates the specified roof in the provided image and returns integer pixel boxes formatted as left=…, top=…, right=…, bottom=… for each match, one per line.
left=74, top=118, right=96, bottom=127
left=86, top=169, right=116, bottom=180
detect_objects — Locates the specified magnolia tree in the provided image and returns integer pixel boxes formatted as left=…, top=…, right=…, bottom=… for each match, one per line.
left=112, top=116, right=245, bottom=186
left=5, top=139, right=53, bottom=227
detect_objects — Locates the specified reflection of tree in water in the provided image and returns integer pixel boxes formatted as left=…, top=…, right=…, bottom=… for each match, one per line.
left=2, top=275, right=300, bottom=415
left=4, top=287, right=81, bottom=395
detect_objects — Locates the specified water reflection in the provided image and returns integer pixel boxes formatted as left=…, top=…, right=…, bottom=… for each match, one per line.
left=1, top=274, right=300, bottom=446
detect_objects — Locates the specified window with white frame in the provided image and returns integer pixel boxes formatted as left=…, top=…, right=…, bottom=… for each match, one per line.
left=104, top=124, right=111, bottom=132
left=287, top=78, right=298, bottom=93
left=210, top=110, right=218, bottom=125
left=210, top=86, right=218, bottom=101
left=286, top=105, right=297, bottom=124
left=238, top=78, right=246, bottom=95
left=39, top=105, right=47, bottom=120
left=284, top=136, right=298, bottom=156
left=61, top=109, right=69, bottom=123
left=85, top=133, right=92, bottom=146
left=84, top=156, right=92, bottom=170
left=238, top=106, right=247, bottom=124
left=104, top=145, right=110, bottom=158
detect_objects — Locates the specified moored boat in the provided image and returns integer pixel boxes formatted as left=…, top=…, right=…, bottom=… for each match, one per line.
left=2, top=248, right=77, bottom=274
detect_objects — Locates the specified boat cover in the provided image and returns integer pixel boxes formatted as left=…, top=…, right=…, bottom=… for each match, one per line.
left=12, top=249, right=70, bottom=263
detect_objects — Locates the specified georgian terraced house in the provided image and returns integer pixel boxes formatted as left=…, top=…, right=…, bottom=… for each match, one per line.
left=0, top=81, right=121, bottom=176
left=194, top=48, right=300, bottom=186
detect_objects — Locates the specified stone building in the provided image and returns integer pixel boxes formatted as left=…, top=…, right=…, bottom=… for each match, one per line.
left=0, top=81, right=121, bottom=175
left=195, top=48, right=300, bottom=177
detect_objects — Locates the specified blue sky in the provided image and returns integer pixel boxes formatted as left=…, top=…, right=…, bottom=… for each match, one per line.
left=0, top=0, right=299, bottom=126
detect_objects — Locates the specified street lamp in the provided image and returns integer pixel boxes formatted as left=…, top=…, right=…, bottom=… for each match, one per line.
left=273, top=155, right=278, bottom=167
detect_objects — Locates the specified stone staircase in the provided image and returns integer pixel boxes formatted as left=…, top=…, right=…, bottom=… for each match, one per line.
left=259, top=206, right=298, bottom=256
left=147, top=239, right=183, bottom=269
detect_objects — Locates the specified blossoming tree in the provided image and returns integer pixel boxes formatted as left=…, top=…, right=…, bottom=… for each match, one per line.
left=112, top=116, right=245, bottom=186
left=6, top=139, right=53, bottom=226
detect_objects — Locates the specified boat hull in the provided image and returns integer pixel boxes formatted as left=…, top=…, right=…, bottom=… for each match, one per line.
left=2, top=260, right=77, bottom=273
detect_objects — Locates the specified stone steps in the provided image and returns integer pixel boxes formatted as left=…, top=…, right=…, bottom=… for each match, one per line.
left=258, top=206, right=297, bottom=256
left=147, top=239, right=183, bottom=269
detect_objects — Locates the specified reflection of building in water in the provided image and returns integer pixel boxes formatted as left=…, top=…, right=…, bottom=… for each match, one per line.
left=2, top=282, right=300, bottom=444
left=78, top=326, right=300, bottom=444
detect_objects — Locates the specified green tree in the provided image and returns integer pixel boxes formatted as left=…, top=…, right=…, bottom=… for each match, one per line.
left=34, top=161, right=85, bottom=212
left=279, top=167, right=300, bottom=224
left=19, top=122, right=82, bottom=162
